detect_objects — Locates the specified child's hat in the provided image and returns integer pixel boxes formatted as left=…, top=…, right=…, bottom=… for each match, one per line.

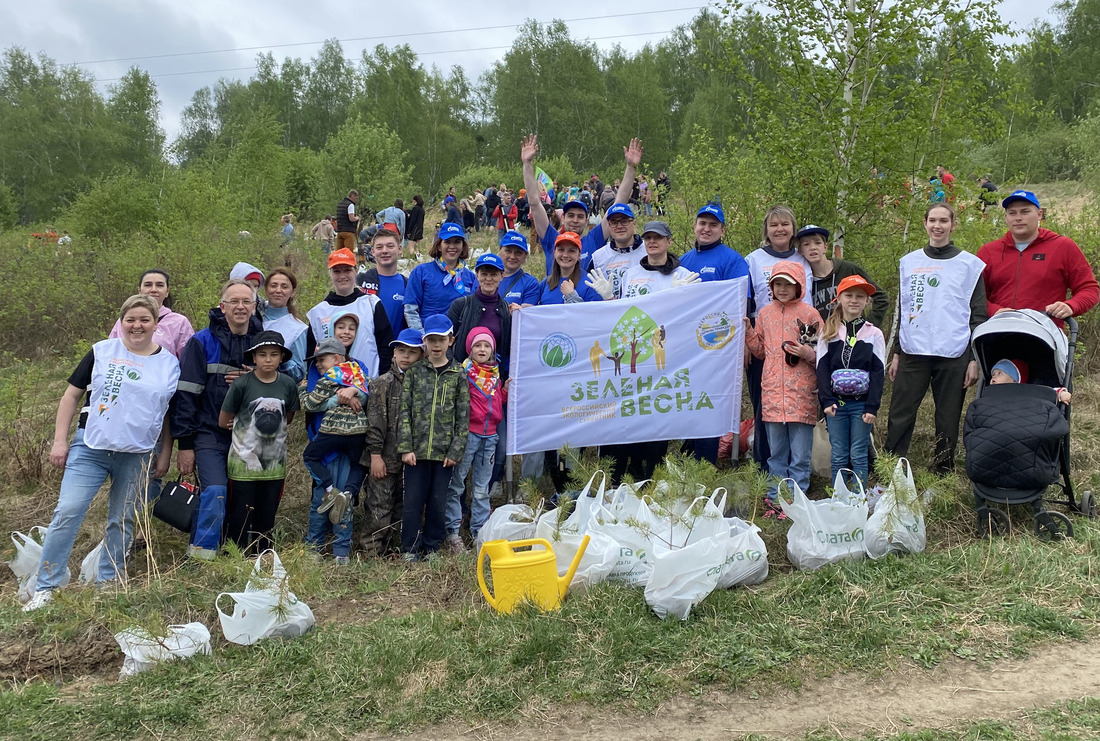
left=769, top=273, right=797, bottom=285
left=422, top=314, right=454, bottom=338
left=246, top=330, right=292, bottom=363
left=466, top=327, right=496, bottom=356
left=307, top=337, right=346, bottom=361
left=835, top=274, right=876, bottom=297
left=795, top=224, right=830, bottom=241
left=390, top=328, right=424, bottom=348
left=992, top=359, right=1028, bottom=384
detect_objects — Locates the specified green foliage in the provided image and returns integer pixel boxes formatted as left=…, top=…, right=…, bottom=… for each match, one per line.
left=446, top=163, right=521, bottom=203
left=0, top=181, right=17, bottom=229
left=322, top=116, right=414, bottom=217
left=67, top=171, right=159, bottom=244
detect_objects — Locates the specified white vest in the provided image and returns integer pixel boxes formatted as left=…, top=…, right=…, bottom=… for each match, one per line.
left=263, top=311, right=308, bottom=348
left=592, top=242, right=644, bottom=299
left=898, top=249, right=984, bottom=358
left=745, top=249, right=813, bottom=316
left=618, top=264, right=692, bottom=298
left=307, top=294, right=382, bottom=376
left=84, top=338, right=180, bottom=453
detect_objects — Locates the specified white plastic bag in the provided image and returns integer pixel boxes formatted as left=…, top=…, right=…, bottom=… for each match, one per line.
left=534, top=472, right=617, bottom=590
left=644, top=526, right=730, bottom=620
left=474, top=501, right=544, bottom=553
left=9, top=527, right=70, bottom=604
left=591, top=494, right=659, bottom=587
left=779, top=477, right=868, bottom=570
left=716, top=517, right=769, bottom=588
left=79, top=540, right=105, bottom=585
left=217, top=550, right=315, bottom=645
left=865, top=458, right=926, bottom=558
left=114, top=622, right=211, bottom=679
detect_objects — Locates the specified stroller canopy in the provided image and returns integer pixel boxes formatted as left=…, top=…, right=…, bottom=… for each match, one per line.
left=971, top=309, right=1068, bottom=386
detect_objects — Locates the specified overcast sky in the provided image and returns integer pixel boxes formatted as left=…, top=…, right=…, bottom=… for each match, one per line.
left=1, top=0, right=1058, bottom=144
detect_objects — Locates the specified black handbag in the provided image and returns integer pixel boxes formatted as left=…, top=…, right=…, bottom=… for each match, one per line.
left=152, top=475, right=200, bottom=532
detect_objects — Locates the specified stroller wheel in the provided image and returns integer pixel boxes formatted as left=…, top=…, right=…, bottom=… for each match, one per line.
left=976, top=506, right=1011, bottom=538
left=1035, top=511, right=1073, bottom=540
left=1078, top=491, right=1096, bottom=520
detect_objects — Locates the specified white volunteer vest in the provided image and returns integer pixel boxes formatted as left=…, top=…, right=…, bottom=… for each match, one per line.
left=592, top=242, right=644, bottom=298
left=898, top=249, right=984, bottom=358
left=618, top=264, right=692, bottom=298
left=745, top=249, right=813, bottom=316
left=263, top=311, right=308, bottom=348
left=84, top=338, right=180, bottom=453
left=307, top=293, right=382, bottom=376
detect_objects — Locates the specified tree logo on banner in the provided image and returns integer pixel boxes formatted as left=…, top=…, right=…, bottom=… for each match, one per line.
left=540, top=332, right=577, bottom=369
left=695, top=311, right=735, bottom=350
left=610, top=306, right=658, bottom=374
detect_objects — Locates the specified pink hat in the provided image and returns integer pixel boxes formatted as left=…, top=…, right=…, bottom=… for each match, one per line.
left=466, top=327, right=496, bottom=355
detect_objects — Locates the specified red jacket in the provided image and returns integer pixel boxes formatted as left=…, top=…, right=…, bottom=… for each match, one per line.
left=977, top=228, right=1099, bottom=327
left=493, top=204, right=518, bottom=231
left=465, top=361, right=508, bottom=436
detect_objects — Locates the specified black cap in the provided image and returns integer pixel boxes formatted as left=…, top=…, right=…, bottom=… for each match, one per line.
left=246, top=330, right=292, bottom=363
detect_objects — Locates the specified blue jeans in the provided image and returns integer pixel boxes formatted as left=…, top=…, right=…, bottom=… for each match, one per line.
left=765, top=422, right=814, bottom=497
left=36, top=429, right=151, bottom=590
left=402, top=461, right=452, bottom=554
left=826, top=401, right=872, bottom=489
left=189, top=439, right=230, bottom=558
left=446, top=432, right=497, bottom=537
left=305, top=455, right=353, bottom=557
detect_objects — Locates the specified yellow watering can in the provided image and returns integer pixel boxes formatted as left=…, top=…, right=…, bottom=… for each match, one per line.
left=477, top=535, right=590, bottom=614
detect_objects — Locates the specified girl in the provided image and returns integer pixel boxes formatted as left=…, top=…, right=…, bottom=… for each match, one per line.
left=538, top=231, right=604, bottom=305
left=263, top=268, right=308, bottom=382
left=815, top=275, right=886, bottom=489
left=745, top=261, right=821, bottom=509
left=109, top=269, right=194, bottom=358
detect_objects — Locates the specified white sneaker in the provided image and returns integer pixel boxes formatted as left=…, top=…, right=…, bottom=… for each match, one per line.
left=445, top=533, right=467, bottom=555
left=22, top=590, right=54, bottom=612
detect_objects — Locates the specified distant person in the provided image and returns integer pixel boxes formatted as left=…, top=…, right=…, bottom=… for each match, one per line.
left=977, top=175, right=998, bottom=214
left=336, top=190, right=361, bottom=251
left=311, top=215, right=335, bottom=254
left=937, top=164, right=956, bottom=190
left=405, top=194, right=425, bottom=256
left=377, top=200, right=406, bottom=241
left=279, top=214, right=294, bottom=245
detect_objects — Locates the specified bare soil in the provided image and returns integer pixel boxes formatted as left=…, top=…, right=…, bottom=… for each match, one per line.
left=0, top=624, right=120, bottom=682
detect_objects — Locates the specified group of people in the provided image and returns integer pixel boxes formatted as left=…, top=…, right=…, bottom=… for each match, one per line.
left=311, top=191, right=428, bottom=259
left=22, top=128, right=1098, bottom=611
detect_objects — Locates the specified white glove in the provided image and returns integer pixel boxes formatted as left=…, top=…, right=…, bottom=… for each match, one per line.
left=671, top=271, right=701, bottom=288
left=585, top=269, right=614, bottom=300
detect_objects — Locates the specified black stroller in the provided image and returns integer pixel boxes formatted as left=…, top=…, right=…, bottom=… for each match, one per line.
left=963, top=309, right=1093, bottom=538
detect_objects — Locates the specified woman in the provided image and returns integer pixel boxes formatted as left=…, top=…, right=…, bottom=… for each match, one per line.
left=109, top=268, right=194, bottom=358
left=885, top=203, right=986, bottom=473
left=405, top=194, right=425, bottom=256
left=24, top=295, right=180, bottom=611
left=403, top=222, right=475, bottom=330
left=280, top=214, right=295, bottom=245
left=264, top=267, right=308, bottom=382
left=538, top=232, right=604, bottom=305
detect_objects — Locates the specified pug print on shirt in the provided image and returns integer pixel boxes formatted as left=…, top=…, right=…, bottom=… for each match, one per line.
left=221, top=372, right=300, bottom=480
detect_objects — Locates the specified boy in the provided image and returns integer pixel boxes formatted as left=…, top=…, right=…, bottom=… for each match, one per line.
left=398, top=315, right=470, bottom=560
left=299, top=337, right=370, bottom=564
left=445, top=328, right=509, bottom=542
left=219, top=330, right=299, bottom=553
left=359, top=328, right=425, bottom=556
left=990, top=359, right=1071, bottom=403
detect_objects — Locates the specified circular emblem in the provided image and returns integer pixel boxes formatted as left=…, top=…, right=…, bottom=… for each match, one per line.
left=540, top=332, right=577, bottom=369
left=126, top=369, right=143, bottom=381
left=696, top=311, right=735, bottom=350
left=927, top=277, right=940, bottom=287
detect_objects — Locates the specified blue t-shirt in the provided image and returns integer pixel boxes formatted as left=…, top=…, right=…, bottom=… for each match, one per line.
left=377, top=272, right=407, bottom=335
left=541, top=223, right=605, bottom=275
left=498, top=270, right=542, bottom=306
left=679, top=243, right=751, bottom=283
left=405, top=261, right=475, bottom=320
left=538, top=277, right=604, bottom=305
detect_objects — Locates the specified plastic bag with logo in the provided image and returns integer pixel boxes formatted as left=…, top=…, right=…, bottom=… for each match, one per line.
left=9, top=527, right=71, bottom=604
left=217, top=550, right=315, bottom=645
left=475, top=501, right=544, bottom=553
left=590, top=492, right=658, bottom=587
left=115, top=622, right=211, bottom=679
left=535, top=472, right=617, bottom=592
left=716, top=517, right=769, bottom=588
left=79, top=540, right=105, bottom=585
left=644, top=520, right=730, bottom=620
left=865, top=458, right=926, bottom=559
left=779, top=476, right=868, bottom=570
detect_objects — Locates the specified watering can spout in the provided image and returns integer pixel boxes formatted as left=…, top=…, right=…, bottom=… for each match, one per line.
left=558, top=534, right=590, bottom=598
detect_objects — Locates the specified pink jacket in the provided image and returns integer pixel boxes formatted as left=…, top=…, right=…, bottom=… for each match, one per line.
left=745, top=261, right=821, bottom=425
left=110, top=305, right=195, bottom=359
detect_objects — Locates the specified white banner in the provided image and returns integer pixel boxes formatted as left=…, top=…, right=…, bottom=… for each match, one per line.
left=507, top=278, right=747, bottom=455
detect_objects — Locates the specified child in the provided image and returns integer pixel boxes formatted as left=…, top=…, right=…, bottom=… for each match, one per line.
left=398, top=315, right=470, bottom=560
left=990, top=359, right=1072, bottom=403
left=299, top=337, right=370, bottom=564
left=815, top=275, right=886, bottom=490
left=745, top=261, right=821, bottom=510
left=446, top=328, right=509, bottom=542
left=219, top=331, right=300, bottom=553
left=360, top=329, right=425, bottom=557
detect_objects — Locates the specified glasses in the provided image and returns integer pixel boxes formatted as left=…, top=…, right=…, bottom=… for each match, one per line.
left=223, top=299, right=255, bottom=307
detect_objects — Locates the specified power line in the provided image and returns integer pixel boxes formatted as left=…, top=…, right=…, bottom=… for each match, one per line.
left=73, top=6, right=707, bottom=66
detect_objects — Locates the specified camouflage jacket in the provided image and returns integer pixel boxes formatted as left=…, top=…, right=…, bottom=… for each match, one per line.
left=364, top=365, right=406, bottom=468
left=398, top=359, right=470, bottom=463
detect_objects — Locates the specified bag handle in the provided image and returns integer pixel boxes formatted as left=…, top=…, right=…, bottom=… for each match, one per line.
left=579, top=470, right=607, bottom=501
left=709, top=487, right=728, bottom=515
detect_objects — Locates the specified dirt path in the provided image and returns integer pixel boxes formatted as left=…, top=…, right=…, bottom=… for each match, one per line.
left=388, top=640, right=1100, bottom=740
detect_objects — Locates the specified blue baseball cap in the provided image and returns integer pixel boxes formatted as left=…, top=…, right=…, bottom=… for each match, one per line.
left=562, top=199, right=589, bottom=214
left=796, top=224, right=830, bottom=241
left=606, top=203, right=635, bottom=220
left=438, top=222, right=467, bottom=241
left=422, top=314, right=454, bottom=337
left=390, top=328, right=424, bottom=348
left=499, top=230, right=529, bottom=252
left=475, top=253, right=505, bottom=272
left=696, top=204, right=725, bottom=224
left=1002, top=190, right=1040, bottom=209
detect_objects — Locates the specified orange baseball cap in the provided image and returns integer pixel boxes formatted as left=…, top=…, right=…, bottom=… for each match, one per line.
left=554, top=231, right=582, bottom=250
left=328, top=248, right=357, bottom=268
left=835, top=274, right=876, bottom=297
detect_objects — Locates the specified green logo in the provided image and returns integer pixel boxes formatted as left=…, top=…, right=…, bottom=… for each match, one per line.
left=540, top=333, right=576, bottom=368
left=927, top=277, right=940, bottom=287
left=610, top=306, right=658, bottom=373
left=126, top=369, right=142, bottom=381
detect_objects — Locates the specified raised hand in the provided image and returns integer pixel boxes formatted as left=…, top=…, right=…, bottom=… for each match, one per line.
left=520, top=134, right=539, bottom=165
left=585, top=268, right=614, bottom=299
left=623, top=138, right=643, bottom=168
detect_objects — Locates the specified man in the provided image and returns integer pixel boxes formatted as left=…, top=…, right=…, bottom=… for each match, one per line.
left=335, top=190, right=360, bottom=251
left=307, top=248, right=394, bottom=378
left=483, top=187, right=500, bottom=230
left=589, top=203, right=644, bottom=298
left=936, top=164, right=956, bottom=189
left=357, top=228, right=408, bottom=336
left=655, top=172, right=671, bottom=215
left=311, top=215, right=335, bottom=254
left=173, top=279, right=263, bottom=559
left=521, top=134, right=640, bottom=275
left=977, top=175, right=998, bottom=214
left=977, top=190, right=1099, bottom=327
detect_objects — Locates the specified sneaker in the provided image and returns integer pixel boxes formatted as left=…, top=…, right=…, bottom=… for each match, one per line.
left=327, top=491, right=350, bottom=525
left=444, top=533, right=467, bottom=555
left=22, top=590, right=53, bottom=612
left=187, top=545, right=218, bottom=561
left=317, top=488, right=339, bottom=514
left=400, top=552, right=419, bottom=563
left=333, top=555, right=350, bottom=565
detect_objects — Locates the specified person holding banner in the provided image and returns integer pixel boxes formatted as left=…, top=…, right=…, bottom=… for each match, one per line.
left=538, top=232, right=606, bottom=305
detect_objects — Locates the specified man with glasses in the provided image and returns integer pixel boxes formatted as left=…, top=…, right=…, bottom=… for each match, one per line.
left=172, top=279, right=265, bottom=559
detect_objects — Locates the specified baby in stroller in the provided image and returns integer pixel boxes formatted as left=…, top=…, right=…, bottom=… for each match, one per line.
left=962, top=309, right=1090, bottom=538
